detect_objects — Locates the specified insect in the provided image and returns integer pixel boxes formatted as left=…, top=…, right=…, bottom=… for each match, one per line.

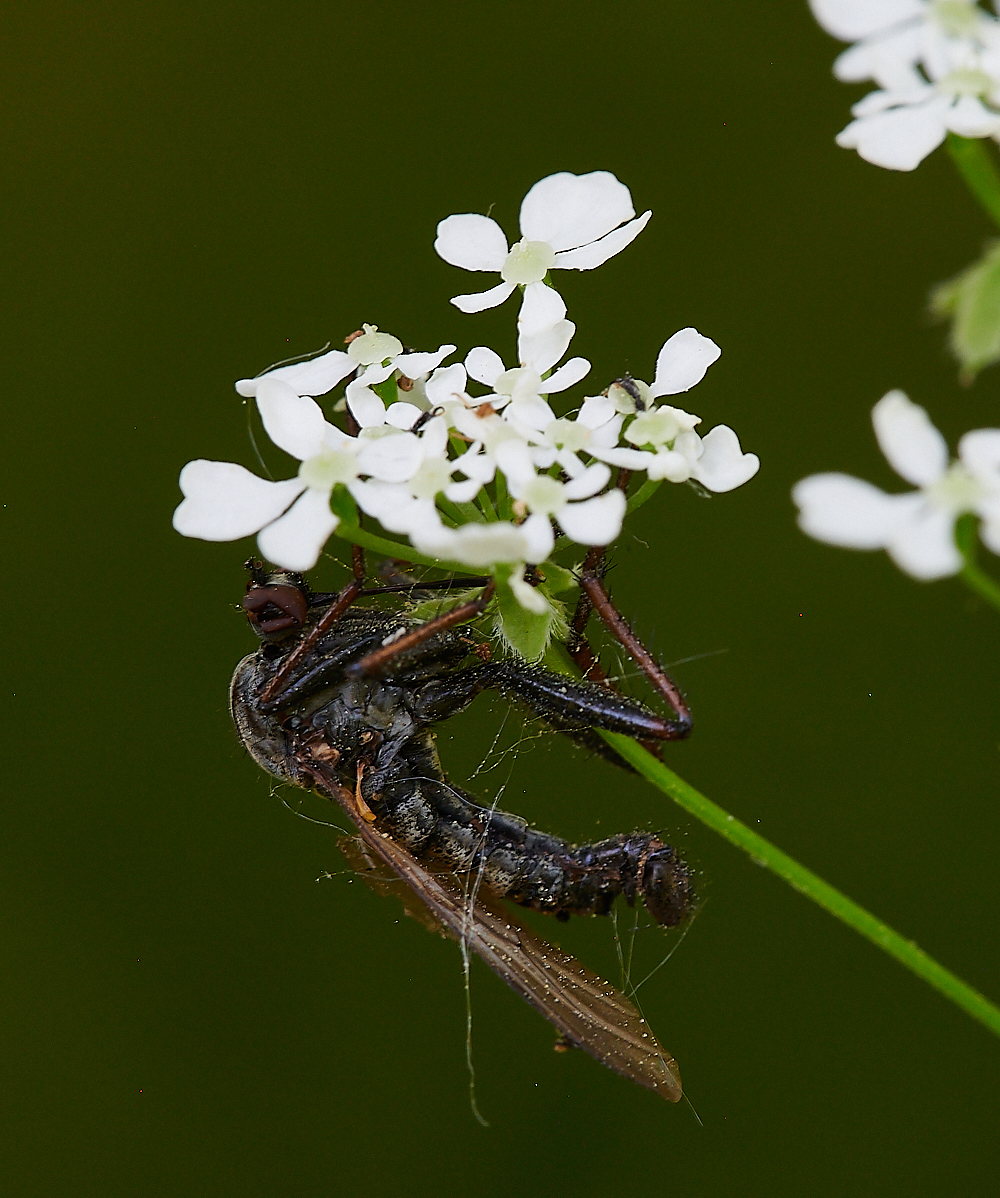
left=230, top=547, right=696, bottom=1100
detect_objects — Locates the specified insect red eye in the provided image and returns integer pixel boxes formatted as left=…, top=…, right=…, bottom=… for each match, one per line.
left=243, top=585, right=308, bottom=633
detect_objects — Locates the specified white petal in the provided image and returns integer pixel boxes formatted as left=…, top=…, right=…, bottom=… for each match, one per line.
left=445, top=477, right=484, bottom=503
left=257, top=488, right=339, bottom=572
left=959, top=428, right=1000, bottom=484
left=494, top=439, right=537, bottom=487
left=418, top=415, right=449, bottom=457
left=979, top=514, right=1000, bottom=557
left=836, top=97, right=950, bottom=171
left=356, top=432, right=424, bottom=482
left=564, top=463, right=611, bottom=499
left=538, top=357, right=591, bottom=394
left=256, top=379, right=328, bottom=461
left=872, top=390, right=947, bottom=486
left=558, top=490, right=626, bottom=546
left=552, top=211, right=651, bottom=270
left=578, top=394, right=616, bottom=429
left=947, top=95, right=1000, bottom=139
left=690, top=425, right=760, bottom=492
left=521, top=320, right=576, bottom=375
left=345, top=379, right=387, bottom=428
left=505, top=396, right=558, bottom=436
left=649, top=328, right=722, bottom=397
left=395, top=344, right=456, bottom=379
left=451, top=281, right=517, bottom=313
left=465, top=348, right=505, bottom=387
left=173, top=460, right=305, bottom=541
left=517, top=280, right=567, bottom=337
left=385, top=402, right=423, bottom=430
left=521, top=512, right=555, bottom=562
left=510, top=564, right=551, bottom=614
left=834, top=31, right=925, bottom=90
left=426, top=362, right=471, bottom=406
left=434, top=213, right=509, bottom=271
left=590, top=445, right=654, bottom=470
left=453, top=444, right=495, bottom=484
left=411, top=520, right=529, bottom=567
left=885, top=503, right=962, bottom=579
left=589, top=413, right=625, bottom=449
left=808, top=0, right=923, bottom=42
left=235, top=348, right=356, bottom=398
left=793, top=473, right=916, bottom=548
left=519, top=171, right=636, bottom=252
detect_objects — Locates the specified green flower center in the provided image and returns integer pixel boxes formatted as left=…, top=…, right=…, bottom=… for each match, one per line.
left=930, top=0, right=981, bottom=39
left=348, top=324, right=403, bottom=367
left=501, top=239, right=557, bottom=285
left=927, top=462, right=987, bottom=513
left=299, top=449, right=359, bottom=491
left=521, top=474, right=565, bottom=515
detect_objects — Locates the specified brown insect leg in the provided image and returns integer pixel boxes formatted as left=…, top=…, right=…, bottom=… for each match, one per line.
left=348, top=580, right=496, bottom=678
left=568, top=546, right=608, bottom=684
left=259, top=575, right=365, bottom=706
left=579, top=564, right=691, bottom=741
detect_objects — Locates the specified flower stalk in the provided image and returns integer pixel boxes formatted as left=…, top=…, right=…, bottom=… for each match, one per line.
left=947, top=132, right=1000, bottom=230
left=598, top=730, right=1000, bottom=1040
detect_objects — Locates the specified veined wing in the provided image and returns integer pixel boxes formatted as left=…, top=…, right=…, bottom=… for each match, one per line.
left=315, top=769, right=682, bottom=1102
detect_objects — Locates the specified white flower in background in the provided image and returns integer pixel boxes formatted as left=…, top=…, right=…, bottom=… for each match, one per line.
left=173, top=379, right=449, bottom=571
left=811, top=0, right=1000, bottom=170
left=793, top=390, right=1000, bottom=578
left=434, top=171, right=651, bottom=314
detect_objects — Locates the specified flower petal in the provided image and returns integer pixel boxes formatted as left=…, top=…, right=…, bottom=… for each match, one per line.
left=517, top=280, right=567, bottom=337
left=173, top=461, right=304, bottom=541
left=345, top=379, right=388, bottom=428
left=235, top=348, right=356, bottom=398
left=425, top=363, right=470, bottom=406
left=256, top=379, right=328, bottom=461
left=884, top=502, right=962, bottom=579
left=690, top=425, right=760, bottom=492
left=836, top=96, right=950, bottom=171
left=385, top=402, right=423, bottom=430
left=510, top=564, right=551, bottom=614
left=451, top=281, right=517, bottom=313
left=578, top=394, right=616, bottom=429
left=793, top=473, right=915, bottom=548
left=552, top=211, right=652, bottom=270
left=521, top=320, right=576, bottom=376
left=558, top=490, right=626, bottom=546
left=538, top=356, right=591, bottom=394
left=872, top=390, right=947, bottom=486
left=590, top=445, right=654, bottom=470
left=947, top=96, right=1000, bottom=139
left=257, top=488, right=339, bottom=571
left=519, top=171, right=636, bottom=252
left=465, top=348, right=505, bottom=387
left=434, top=214, right=508, bottom=271
left=649, top=328, right=722, bottom=397
left=808, top=0, right=923, bottom=43
left=563, top=462, right=611, bottom=499
left=395, top=344, right=456, bottom=379
left=959, top=428, right=1000, bottom=484
left=356, top=431, right=424, bottom=482
left=521, top=511, right=555, bottom=562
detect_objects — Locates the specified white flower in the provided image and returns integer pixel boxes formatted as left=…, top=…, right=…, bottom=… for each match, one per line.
left=410, top=513, right=556, bottom=571
left=811, top=0, right=1000, bottom=170
left=793, top=389, right=1000, bottom=578
left=173, top=378, right=445, bottom=571
left=434, top=171, right=651, bottom=315
left=342, top=325, right=456, bottom=427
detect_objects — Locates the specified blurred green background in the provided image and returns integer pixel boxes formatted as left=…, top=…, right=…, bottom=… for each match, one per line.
left=5, top=1, right=1000, bottom=1194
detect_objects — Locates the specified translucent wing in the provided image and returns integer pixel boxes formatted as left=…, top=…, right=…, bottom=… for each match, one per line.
left=322, top=771, right=682, bottom=1101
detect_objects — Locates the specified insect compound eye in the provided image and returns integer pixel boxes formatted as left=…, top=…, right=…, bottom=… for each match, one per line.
left=243, top=585, right=308, bottom=633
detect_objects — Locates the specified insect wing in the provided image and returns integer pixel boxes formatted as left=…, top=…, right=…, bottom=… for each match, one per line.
left=320, top=773, right=682, bottom=1102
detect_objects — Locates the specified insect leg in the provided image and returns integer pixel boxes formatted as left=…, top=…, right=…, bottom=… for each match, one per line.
left=347, top=580, right=496, bottom=678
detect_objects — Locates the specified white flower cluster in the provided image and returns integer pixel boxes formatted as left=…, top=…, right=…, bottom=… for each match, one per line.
left=794, top=390, right=1000, bottom=578
left=173, top=171, right=759, bottom=610
left=811, top=0, right=1000, bottom=170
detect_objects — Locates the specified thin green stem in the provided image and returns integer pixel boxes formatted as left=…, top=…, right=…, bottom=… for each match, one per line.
left=599, top=730, right=1000, bottom=1039
left=626, top=477, right=663, bottom=516
left=960, top=561, right=1000, bottom=611
left=955, top=511, right=1000, bottom=612
left=946, top=133, right=1000, bottom=231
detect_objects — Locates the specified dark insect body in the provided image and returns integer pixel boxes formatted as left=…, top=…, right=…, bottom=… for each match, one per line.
left=231, top=559, right=696, bottom=1100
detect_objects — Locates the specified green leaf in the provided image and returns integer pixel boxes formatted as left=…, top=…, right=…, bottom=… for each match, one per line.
left=492, top=564, right=557, bottom=661
left=533, top=561, right=578, bottom=595
left=932, top=240, right=1000, bottom=380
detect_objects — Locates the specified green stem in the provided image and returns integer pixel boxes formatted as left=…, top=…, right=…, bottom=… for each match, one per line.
left=599, top=730, right=1000, bottom=1039
left=960, top=561, right=1000, bottom=611
left=626, top=477, right=663, bottom=516
left=955, top=511, right=1000, bottom=612
left=946, top=133, right=1000, bottom=231
left=335, top=524, right=473, bottom=576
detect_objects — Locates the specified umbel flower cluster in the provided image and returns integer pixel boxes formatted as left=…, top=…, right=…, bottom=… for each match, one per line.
left=173, top=171, right=759, bottom=649
left=811, top=0, right=1000, bottom=170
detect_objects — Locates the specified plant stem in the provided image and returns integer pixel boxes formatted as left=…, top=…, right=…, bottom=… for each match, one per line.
left=954, top=511, right=1000, bottom=612
left=946, top=133, right=1000, bottom=231
left=960, top=561, right=1000, bottom=611
left=599, top=730, right=1000, bottom=1039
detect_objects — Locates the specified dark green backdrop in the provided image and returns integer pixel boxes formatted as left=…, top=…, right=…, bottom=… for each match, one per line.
left=6, top=2, right=999, bottom=1194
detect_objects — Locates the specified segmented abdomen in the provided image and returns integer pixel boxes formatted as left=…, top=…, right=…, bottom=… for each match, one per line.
left=366, top=740, right=694, bottom=929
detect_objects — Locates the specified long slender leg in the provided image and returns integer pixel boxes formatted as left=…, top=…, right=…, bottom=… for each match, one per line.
left=347, top=580, right=496, bottom=678
left=260, top=576, right=364, bottom=706
left=568, top=546, right=608, bottom=684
